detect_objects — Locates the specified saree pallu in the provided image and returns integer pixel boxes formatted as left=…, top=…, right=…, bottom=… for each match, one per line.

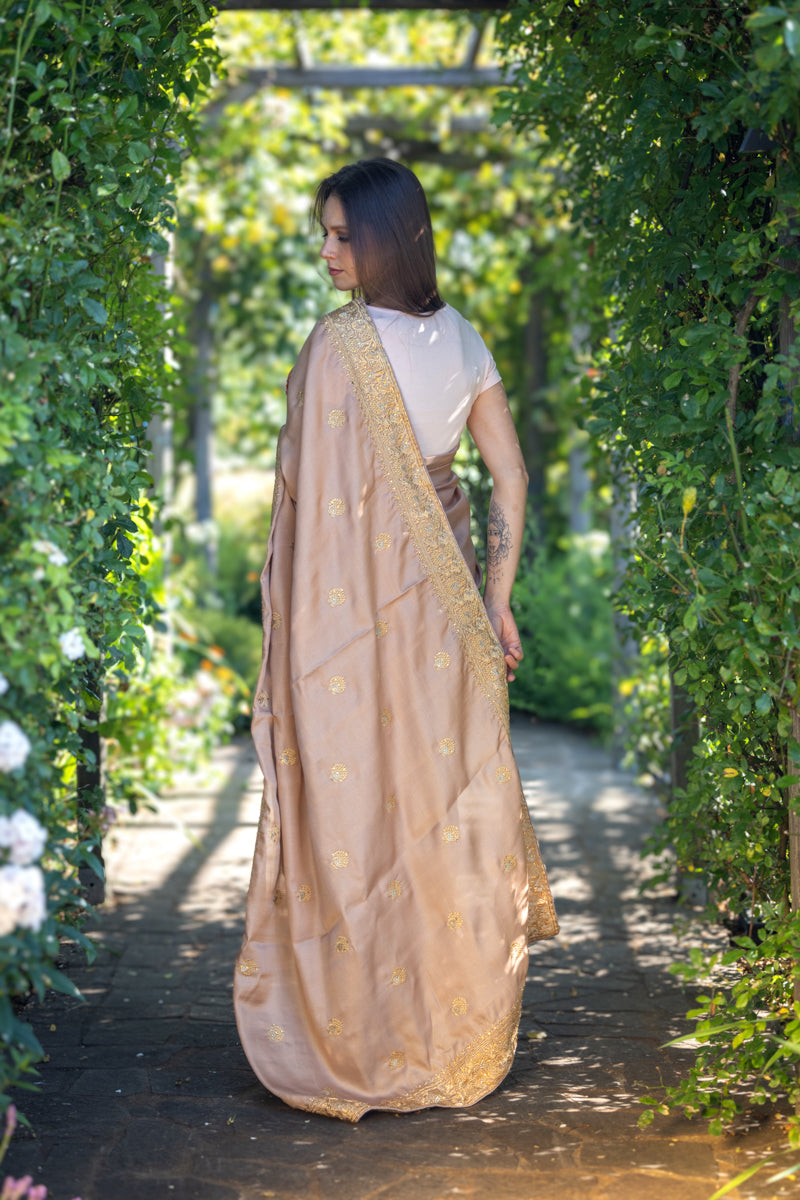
left=234, top=299, right=557, bottom=1122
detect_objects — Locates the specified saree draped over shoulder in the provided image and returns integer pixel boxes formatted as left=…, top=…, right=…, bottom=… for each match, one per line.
left=234, top=300, right=557, bottom=1122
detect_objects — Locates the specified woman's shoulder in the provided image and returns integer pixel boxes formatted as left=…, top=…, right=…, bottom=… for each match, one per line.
left=438, top=303, right=493, bottom=350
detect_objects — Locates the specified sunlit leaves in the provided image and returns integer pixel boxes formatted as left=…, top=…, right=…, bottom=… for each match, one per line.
left=497, top=0, right=800, bottom=1148
left=0, top=0, right=219, bottom=1112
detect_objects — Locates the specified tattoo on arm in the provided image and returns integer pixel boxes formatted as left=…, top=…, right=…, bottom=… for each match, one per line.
left=487, top=498, right=512, bottom=585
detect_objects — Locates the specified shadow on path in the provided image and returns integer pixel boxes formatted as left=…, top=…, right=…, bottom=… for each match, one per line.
left=5, top=722, right=789, bottom=1200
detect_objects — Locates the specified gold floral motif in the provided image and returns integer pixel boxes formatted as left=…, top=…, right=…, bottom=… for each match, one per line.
left=296, top=389, right=304, bottom=407
left=503, top=854, right=518, bottom=873
left=323, top=301, right=509, bottom=733
left=238, top=959, right=258, bottom=976
left=328, top=498, right=345, bottom=516
left=387, top=1050, right=406, bottom=1071
left=255, top=690, right=270, bottom=708
left=442, top=825, right=460, bottom=843
left=335, top=935, right=351, bottom=954
left=374, top=532, right=391, bottom=551
left=434, top=651, right=450, bottom=670
left=330, top=762, right=348, bottom=782
left=451, top=997, right=468, bottom=1016
left=267, top=1025, right=284, bottom=1042
left=328, top=587, right=346, bottom=607
left=279, top=748, right=297, bottom=766
left=380, top=708, right=392, bottom=727
left=438, top=737, right=455, bottom=757
left=328, top=1018, right=343, bottom=1037
left=268, top=825, right=281, bottom=844
left=391, top=967, right=408, bottom=986
left=328, top=675, right=346, bottom=694
left=297, top=884, right=311, bottom=902
left=328, top=409, right=345, bottom=427
left=331, top=849, right=349, bottom=870
left=375, top=618, right=388, bottom=639
left=446, top=911, right=464, bottom=930
left=385, top=793, right=397, bottom=812
left=510, top=937, right=526, bottom=962
left=495, top=766, right=512, bottom=783
left=387, top=880, right=402, bottom=899
left=272, top=612, right=282, bottom=630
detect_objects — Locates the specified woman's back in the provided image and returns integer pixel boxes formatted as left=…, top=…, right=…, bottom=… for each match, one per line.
left=367, top=304, right=500, bottom=458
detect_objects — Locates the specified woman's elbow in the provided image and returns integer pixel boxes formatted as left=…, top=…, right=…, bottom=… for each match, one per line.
left=493, top=461, right=529, bottom=491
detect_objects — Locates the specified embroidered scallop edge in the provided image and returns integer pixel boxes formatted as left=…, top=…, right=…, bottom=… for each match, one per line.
left=302, top=996, right=522, bottom=1123
left=323, top=301, right=509, bottom=734
left=520, top=795, right=559, bottom=942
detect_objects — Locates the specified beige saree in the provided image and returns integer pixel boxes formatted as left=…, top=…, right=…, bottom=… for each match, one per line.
left=234, top=300, right=557, bottom=1122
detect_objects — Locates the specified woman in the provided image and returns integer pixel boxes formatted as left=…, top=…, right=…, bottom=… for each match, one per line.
left=234, top=159, right=557, bottom=1122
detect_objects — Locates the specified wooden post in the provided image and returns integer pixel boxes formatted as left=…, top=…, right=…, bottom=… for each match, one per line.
left=518, top=253, right=549, bottom=543
left=77, top=666, right=105, bottom=905
left=776, top=194, right=800, bottom=1008
left=189, top=258, right=218, bottom=579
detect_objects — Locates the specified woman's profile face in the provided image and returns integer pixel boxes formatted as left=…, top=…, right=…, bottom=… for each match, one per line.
left=319, top=195, right=359, bottom=292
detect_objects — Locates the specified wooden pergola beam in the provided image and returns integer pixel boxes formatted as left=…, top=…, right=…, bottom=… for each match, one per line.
left=217, top=64, right=505, bottom=90
left=220, top=0, right=508, bottom=9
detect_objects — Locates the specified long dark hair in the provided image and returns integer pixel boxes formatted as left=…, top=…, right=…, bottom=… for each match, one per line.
left=313, top=158, right=444, bottom=314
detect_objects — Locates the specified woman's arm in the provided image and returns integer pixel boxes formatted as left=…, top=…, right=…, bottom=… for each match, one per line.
left=466, top=381, right=529, bottom=682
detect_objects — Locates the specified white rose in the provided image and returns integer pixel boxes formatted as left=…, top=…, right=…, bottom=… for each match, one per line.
left=0, top=673, right=8, bottom=696
left=32, top=538, right=68, bottom=567
left=0, top=864, right=47, bottom=935
left=58, top=627, right=85, bottom=661
left=0, top=810, right=47, bottom=866
left=0, top=721, right=32, bottom=772
left=0, top=894, right=15, bottom=937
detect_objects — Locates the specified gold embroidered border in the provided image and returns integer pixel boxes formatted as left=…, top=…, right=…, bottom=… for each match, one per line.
left=520, top=796, right=559, bottom=943
left=303, top=996, right=522, bottom=1123
left=324, top=301, right=509, bottom=734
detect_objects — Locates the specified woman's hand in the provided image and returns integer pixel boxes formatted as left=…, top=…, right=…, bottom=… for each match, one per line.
left=485, top=603, right=523, bottom=682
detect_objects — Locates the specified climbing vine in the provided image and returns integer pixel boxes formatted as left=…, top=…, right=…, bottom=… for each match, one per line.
left=0, top=0, right=219, bottom=1113
left=497, top=0, right=800, bottom=1159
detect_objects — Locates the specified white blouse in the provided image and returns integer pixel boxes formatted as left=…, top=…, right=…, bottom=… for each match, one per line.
left=367, top=303, right=501, bottom=458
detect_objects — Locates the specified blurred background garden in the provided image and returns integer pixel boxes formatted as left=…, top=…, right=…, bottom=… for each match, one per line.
left=2, top=0, right=800, bottom=1181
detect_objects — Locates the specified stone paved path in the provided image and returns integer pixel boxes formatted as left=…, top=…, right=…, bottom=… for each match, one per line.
left=5, top=719, right=791, bottom=1200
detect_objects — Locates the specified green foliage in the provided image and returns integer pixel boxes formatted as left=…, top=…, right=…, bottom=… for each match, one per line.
left=176, top=10, right=594, bottom=545
left=0, top=0, right=218, bottom=1111
left=497, top=0, right=800, bottom=1147
left=511, top=527, right=614, bottom=731
left=639, top=915, right=800, bottom=1138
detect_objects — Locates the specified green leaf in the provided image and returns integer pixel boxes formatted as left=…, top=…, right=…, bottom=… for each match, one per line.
left=40, top=966, right=84, bottom=1000
left=747, top=6, right=789, bottom=28
left=127, top=141, right=150, bottom=164
left=51, top=149, right=71, bottom=182
left=707, top=1160, right=766, bottom=1199
left=80, top=296, right=108, bottom=324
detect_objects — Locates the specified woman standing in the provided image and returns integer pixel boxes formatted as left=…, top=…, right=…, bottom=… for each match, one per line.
left=234, top=159, right=557, bottom=1121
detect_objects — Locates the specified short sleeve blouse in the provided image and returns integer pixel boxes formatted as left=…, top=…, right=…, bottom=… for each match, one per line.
left=366, top=303, right=501, bottom=459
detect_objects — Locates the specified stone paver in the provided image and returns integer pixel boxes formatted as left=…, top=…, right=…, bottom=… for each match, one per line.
left=4, top=720, right=791, bottom=1200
